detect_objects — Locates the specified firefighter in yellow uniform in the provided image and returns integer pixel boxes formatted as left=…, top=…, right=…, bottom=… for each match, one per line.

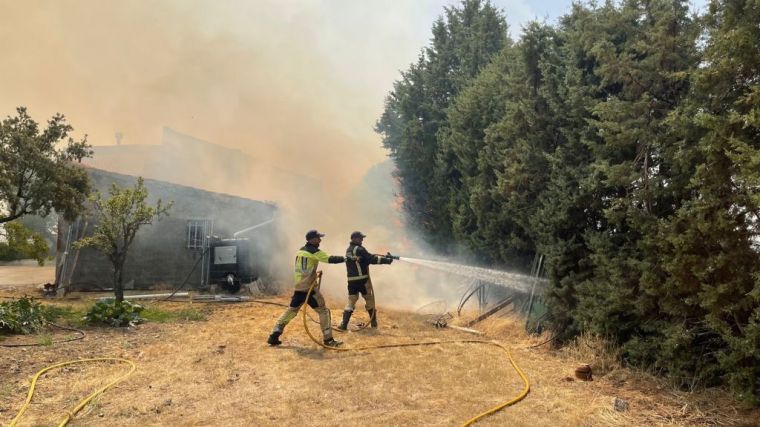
left=267, top=230, right=345, bottom=347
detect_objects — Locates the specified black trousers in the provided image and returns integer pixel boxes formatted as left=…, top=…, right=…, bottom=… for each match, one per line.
left=289, top=290, right=323, bottom=308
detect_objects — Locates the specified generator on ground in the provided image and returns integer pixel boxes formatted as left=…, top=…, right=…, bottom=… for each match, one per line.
left=208, top=237, right=257, bottom=293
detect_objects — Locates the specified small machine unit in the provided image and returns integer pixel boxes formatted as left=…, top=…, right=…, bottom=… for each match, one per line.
left=208, top=238, right=257, bottom=293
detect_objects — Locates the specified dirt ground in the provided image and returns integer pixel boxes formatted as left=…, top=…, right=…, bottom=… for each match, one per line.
left=1, top=265, right=759, bottom=426
left=0, top=262, right=55, bottom=289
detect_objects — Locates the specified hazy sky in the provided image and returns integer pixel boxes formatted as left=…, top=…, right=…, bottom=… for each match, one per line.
left=0, top=0, right=709, bottom=197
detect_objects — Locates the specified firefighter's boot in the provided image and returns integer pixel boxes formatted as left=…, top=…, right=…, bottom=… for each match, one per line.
left=368, top=308, right=378, bottom=328
left=267, top=331, right=282, bottom=346
left=323, top=338, right=343, bottom=348
left=338, top=310, right=352, bottom=331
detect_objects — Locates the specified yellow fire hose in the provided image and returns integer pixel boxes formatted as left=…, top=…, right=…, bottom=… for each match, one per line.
left=10, top=271, right=529, bottom=426
left=300, top=272, right=531, bottom=426
left=9, top=357, right=136, bottom=427
left=306, top=276, right=376, bottom=332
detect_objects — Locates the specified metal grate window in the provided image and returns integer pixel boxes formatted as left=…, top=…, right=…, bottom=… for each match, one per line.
left=187, top=219, right=211, bottom=249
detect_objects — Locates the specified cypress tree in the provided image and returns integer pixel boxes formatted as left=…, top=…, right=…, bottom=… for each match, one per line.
left=653, top=0, right=760, bottom=402
left=377, top=0, right=508, bottom=248
left=533, top=2, right=608, bottom=339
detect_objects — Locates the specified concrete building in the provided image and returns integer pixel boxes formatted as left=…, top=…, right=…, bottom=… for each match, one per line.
left=56, top=167, right=281, bottom=293
left=85, top=127, right=324, bottom=207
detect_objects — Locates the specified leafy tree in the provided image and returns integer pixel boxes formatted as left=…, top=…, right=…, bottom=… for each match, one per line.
left=0, top=107, right=92, bottom=224
left=529, top=3, right=608, bottom=339
left=0, top=221, right=49, bottom=265
left=650, top=0, right=760, bottom=402
left=482, top=22, right=563, bottom=268
left=378, top=0, right=760, bottom=402
left=574, top=0, right=700, bottom=342
left=434, top=21, right=564, bottom=269
left=434, top=45, right=513, bottom=262
left=74, top=178, right=172, bottom=302
left=377, top=0, right=509, bottom=247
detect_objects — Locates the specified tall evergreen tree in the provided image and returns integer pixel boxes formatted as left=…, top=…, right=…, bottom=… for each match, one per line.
left=377, top=0, right=508, bottom=247
left=486, top=23, right=564, bottom=268
left=562, top=0, right=700, bottom=346
left=652, top=0, right=760, bottom=402
left=434, top=45, right=514, bottom=263
left=532, top=3, right=609, bottom=338
left=377, top=0, right=760, bottom=402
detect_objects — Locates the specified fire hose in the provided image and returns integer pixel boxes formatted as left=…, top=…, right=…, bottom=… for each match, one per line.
left=0, top=321, right=86, bottom=348
left=9, top=357, right=136, bottom=427
left=299, top=272, right=530, bottom=426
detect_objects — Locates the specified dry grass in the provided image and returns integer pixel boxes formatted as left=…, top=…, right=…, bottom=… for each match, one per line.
left=561, top=331, right=623, bottom=376
left=1, top=281, right=758, bottom=426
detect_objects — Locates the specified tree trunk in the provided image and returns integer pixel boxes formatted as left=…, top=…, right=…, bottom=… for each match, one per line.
left=114, top=266, right=124, bottom=302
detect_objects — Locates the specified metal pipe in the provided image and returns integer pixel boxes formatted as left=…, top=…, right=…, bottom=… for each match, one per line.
left=56, top=220, right=75, bottom=292
left=525, top=254, right=544, bottom=331
left=191, top=295, right=252, bottom=302
left=232, top=217, right=275, bottom=238
left=97, top=292, right=189, bottom=301
left=447, top=325, right=483, bottom=335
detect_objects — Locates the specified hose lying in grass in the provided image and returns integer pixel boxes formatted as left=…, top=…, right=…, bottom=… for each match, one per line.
left=9, top=357, right=136, bottom=427
left=296, top=272, right=531, bottom=427
left=0, top=322, right=85, bottom=347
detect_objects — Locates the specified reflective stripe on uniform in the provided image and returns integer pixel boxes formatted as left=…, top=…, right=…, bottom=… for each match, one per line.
left=352, top=246, right=363, bottom=278
left=294, top=248, right=331, bottom=284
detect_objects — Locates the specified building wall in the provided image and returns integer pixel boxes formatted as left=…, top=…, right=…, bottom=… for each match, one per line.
left=58, top=168, right=281, bottom=291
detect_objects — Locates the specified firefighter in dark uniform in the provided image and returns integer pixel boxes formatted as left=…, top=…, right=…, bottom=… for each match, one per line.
left=338, top=231, right=393, bottom=330
left=267, top=230, right=345, bottom=347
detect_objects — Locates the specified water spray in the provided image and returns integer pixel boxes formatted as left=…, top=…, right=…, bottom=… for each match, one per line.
left=395, top=256, right=546, bottom=293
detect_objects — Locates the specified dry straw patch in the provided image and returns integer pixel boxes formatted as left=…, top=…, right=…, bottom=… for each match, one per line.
left=561, top=331, right=623, bottom=376
left=2, top=294, right=758, bottom=426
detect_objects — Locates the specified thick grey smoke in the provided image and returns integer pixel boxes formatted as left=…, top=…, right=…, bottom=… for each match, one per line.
left=0, top=1, right=421, bottom=270
left=0, top=0, right=541, bottom=311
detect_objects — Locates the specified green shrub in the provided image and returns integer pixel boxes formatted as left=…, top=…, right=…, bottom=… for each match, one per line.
left=84, top=299, right=144, bottom=327
left=0, top=297, right=56, bottom=334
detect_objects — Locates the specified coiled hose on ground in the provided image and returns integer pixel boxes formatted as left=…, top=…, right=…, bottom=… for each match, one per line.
left=9, top=357, right=136, bottom=427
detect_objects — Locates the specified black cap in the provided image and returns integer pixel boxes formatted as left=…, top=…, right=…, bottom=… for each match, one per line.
left=350, top=231, right=366, bottom=239
left=305, top=230, right=325, bottom=240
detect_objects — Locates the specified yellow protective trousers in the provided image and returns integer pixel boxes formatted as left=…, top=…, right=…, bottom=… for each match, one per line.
left=273, top=289, right=333, bottom=340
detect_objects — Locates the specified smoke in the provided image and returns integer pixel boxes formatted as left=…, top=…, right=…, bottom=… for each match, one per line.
left=0, top=0, right=536, bottom=312
left=0, top=2, right=418, bottom=254
left=0, top=1, right=445, bottom=183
